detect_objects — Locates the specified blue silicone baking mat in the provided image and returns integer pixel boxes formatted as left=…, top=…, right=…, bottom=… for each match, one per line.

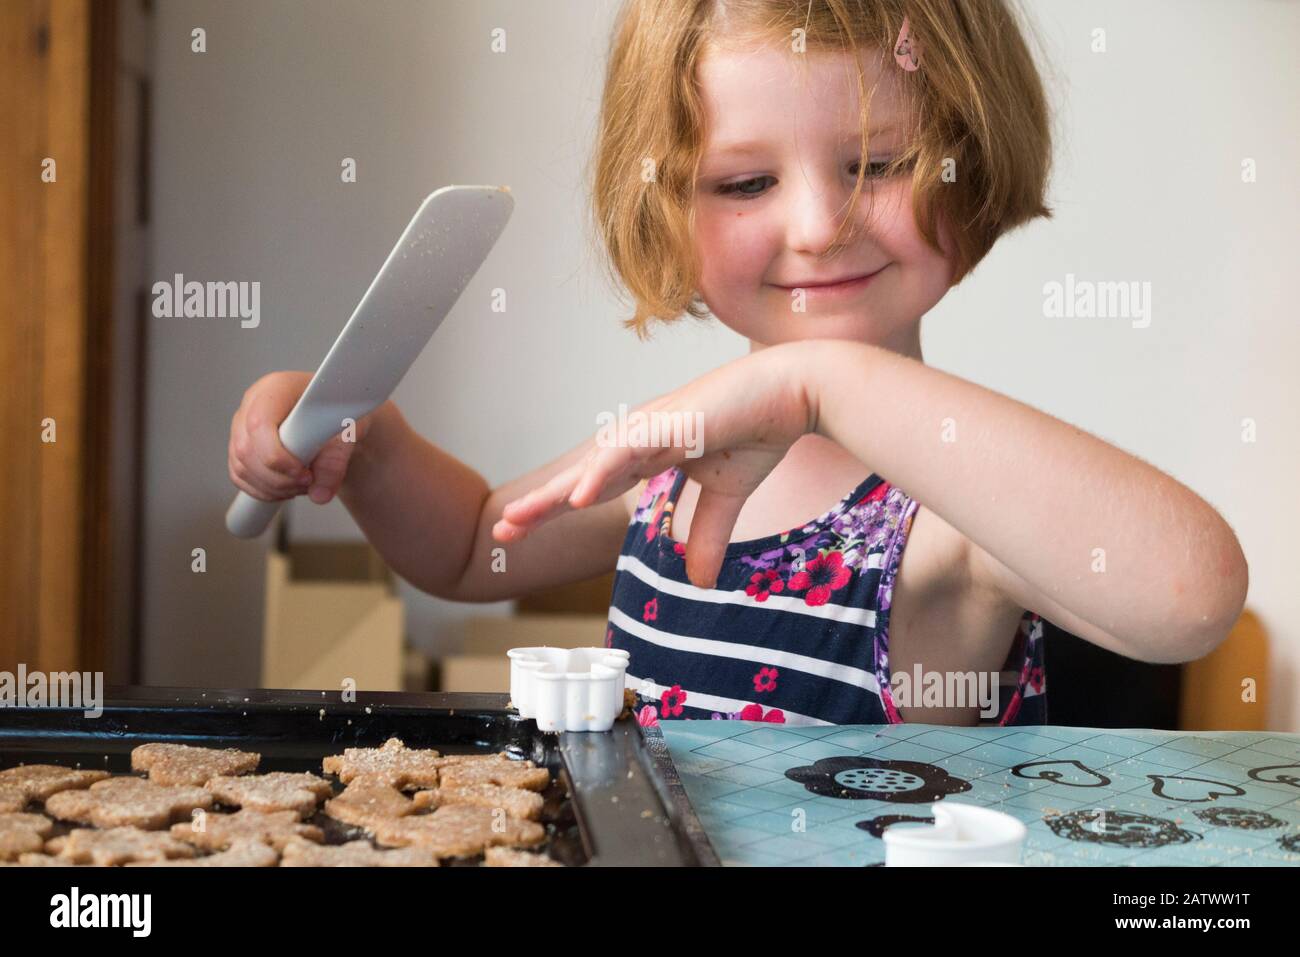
left=649, top=721, right=1300, bottom=866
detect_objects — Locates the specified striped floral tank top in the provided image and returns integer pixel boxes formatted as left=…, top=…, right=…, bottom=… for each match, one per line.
left=605, top=466, right=1047, bottom=727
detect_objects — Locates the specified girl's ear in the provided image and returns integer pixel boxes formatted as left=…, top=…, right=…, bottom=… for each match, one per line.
left=894, top=17, right=921, bottom=72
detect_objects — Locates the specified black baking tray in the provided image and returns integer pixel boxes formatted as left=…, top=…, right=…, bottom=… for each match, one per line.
left=0, top=686, right=718, bottom=867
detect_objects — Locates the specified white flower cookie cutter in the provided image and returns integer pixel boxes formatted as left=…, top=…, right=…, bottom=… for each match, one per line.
left=883, top=802, right=1027, bottom=866
left=507, top=647, right=631, bottom=733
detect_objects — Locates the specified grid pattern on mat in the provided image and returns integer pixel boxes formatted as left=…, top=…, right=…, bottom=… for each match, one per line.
left=652, top=721, right=1300, bottom=867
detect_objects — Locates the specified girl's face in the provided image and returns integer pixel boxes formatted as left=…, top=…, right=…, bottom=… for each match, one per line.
left=691, top=43, right=955, bottom=356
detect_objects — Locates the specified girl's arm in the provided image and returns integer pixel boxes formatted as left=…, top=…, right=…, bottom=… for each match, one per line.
left=340, top=401, right=635, bottom=602
left=807, top=340, right=1249, bottom=663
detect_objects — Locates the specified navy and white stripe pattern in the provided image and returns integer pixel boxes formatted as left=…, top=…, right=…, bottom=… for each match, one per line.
left=605, top=467, right=1046, bottom=727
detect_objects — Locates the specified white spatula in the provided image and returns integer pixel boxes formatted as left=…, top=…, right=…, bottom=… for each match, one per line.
left=225, top=185, right=514, bottom=537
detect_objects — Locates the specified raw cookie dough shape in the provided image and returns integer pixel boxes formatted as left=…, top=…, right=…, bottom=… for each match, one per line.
left=205, top=771, right=333, bottom=818
left=0, top=765, right=111, bottom=812
left=436, top=759, right=550, bottom=793
left=171, top=808, right=324, bottom=851
left=129, top=840, right=278, bottom=867
left=44, top=777, right=213, bottom=829
left=131, top=742, right=260, bottom=786
left=46, top=826, right=198, bottom=866
left=323, top=779, right=417, bottom=831
left=0, top=813, right=55, bottom=860
left=371, top=804, right=545, bottom=859
left=483, top=846, right=562, bottom=867
left=322, top=738, right=442, bottom=789
left=280, top=838, right=439, bottom=867
left=413, top=782, right=544, bottom=821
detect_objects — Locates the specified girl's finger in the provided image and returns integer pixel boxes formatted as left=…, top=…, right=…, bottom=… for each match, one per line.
left=568, top=445, right=632, bottom=508
left=682, top=484, right=747, bottom=590
left=499, top=461, right=585, bottom=529
left=248, top=410, right=307, bottom=479
left=232, top=439, right=304, bottom=498
left=307, top=435, right=355, bottom=502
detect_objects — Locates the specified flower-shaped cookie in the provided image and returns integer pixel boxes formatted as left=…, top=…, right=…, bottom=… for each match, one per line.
left=205, top=772, right=333, bottom=818
left=131, top=743, right=260, bottom=786
left=322, top=738, right=442, bottom=789
left=44, top=776, right=213, bottom=829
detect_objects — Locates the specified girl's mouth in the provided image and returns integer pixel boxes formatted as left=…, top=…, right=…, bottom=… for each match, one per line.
left=770, top=264, right=888, bottom=300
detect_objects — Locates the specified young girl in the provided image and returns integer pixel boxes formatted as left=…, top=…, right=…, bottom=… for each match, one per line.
left=228, top=0, right=1247, bottom=729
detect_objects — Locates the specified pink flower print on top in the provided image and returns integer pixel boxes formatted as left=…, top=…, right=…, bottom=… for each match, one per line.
left=643, top=597, right=659, bottom=622
left=745, top=570, right=785, bottom=602
left=753, top=667, right=778, bottom=694
left=787, top=551, right=853, bottom=606
left=1028, top=665, right=1045, bottom=693
left=660, top=685, right=687, bottom=717
left=739, top=704, right=785, bottom=723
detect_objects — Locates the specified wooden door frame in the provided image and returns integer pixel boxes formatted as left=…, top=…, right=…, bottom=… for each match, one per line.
left=0, top=0, right=124, bottom=676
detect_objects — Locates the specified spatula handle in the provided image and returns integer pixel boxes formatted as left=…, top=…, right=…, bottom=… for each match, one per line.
left=225, top=492, right=284, bottom=538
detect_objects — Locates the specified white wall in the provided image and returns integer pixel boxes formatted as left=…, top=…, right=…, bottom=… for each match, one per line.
left=145, top=1, right=1298, bottom=728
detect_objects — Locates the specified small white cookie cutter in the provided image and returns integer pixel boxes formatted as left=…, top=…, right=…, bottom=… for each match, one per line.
left=883, top=802, right=1027, bottom=866
left=507, top=647, right=630, bottom=732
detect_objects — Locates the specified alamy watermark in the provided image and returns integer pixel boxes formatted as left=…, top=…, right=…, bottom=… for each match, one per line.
left=1042, top=273, right=1151, bottom=329
left=151, top=273, right=260, bottom=328
left=0, top=665, right=103, bottom=718
left=595, top=403, right=704, bottom=459
left=50, top=887, right=150, bottom=937
left=890, top=666, right=999, bottom=719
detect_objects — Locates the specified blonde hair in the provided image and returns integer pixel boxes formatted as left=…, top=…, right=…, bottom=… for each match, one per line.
left=588, top=0, right=1053, bottom=338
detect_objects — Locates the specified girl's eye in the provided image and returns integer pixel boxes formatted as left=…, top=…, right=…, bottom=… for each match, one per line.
left=715, top=175, right=776, bottom=199
left=714, top=161, right=899, bottom=200
left=853, top=160, right=897, bottom=178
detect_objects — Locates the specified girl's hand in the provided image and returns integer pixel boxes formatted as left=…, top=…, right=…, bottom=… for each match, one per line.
left=494, top=343, right=819, bottom=589
left=228, top=371, right=379, bottom=505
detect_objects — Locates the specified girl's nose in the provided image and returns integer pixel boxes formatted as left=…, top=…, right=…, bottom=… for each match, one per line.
left=783, top=174, right=869, bottom=258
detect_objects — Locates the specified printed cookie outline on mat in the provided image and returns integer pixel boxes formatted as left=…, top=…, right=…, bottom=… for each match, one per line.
left=854, top=813, right=936, bottom=839
left=1011, top=759, right=1111, bottom=788
left=785, top=756, right=971, bottom=802
left=1247, top=764, right=1300, bottom=790
left=44, top=776, right=214, bottom=830
left=205, top=771, right=333, bottom=818
left=1044, top=808, right=1201, bottom=848
left=1193, top=806, right=1286, bottom=830
left=1146, top=774, right=1245, bottom=803
left=131, top=743, right=261, bottom=786
left=171, top=807, right=324, bottom=851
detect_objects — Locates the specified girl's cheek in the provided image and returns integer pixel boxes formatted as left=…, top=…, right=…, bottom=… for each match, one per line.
left=697, top=208, right=770, bottom=285
left=869, top=181, right=955, bottom=278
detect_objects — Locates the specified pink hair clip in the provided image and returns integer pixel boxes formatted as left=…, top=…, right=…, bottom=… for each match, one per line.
left=894, top=16, right=921, bottom=71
